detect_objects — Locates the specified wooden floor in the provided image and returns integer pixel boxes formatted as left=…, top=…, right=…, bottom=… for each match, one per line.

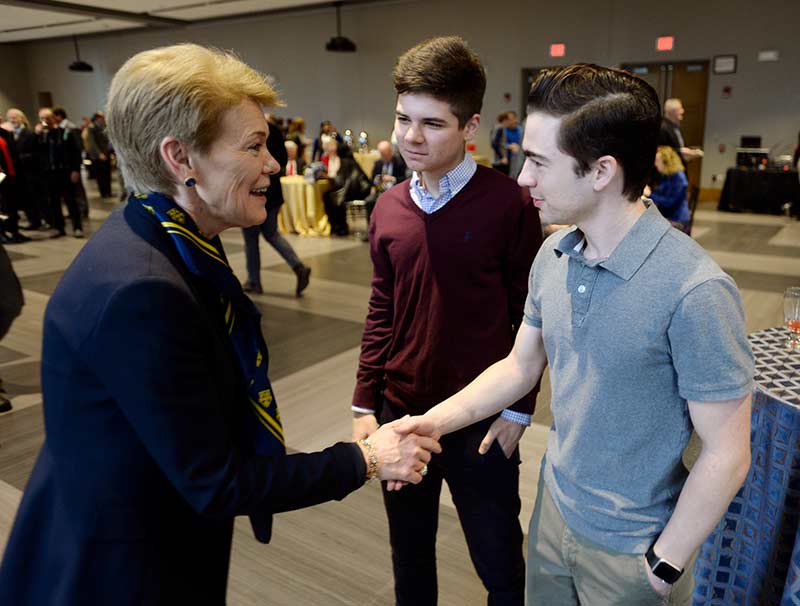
left=0, top=180, right=797, bottom=604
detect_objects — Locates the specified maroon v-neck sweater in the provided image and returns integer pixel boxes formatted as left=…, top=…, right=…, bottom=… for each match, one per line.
left=353, top=165, right=542, bottom=416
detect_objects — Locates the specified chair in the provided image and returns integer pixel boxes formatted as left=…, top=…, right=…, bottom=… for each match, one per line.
left=345, top=199, right=368, bottom=239
left=686, top=185, right=700, bottom=236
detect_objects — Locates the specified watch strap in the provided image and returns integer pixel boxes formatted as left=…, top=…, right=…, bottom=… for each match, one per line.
left=645, top=542, right=684, bottom=584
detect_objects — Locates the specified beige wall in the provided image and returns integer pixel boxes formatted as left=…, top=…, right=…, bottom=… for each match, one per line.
left=9, top=0, right=800, bottom=188
left=0, top=43, right=32, bottom=120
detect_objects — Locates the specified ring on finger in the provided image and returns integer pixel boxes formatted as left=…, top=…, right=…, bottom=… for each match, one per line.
left=420, top=464, right=428, bottom=477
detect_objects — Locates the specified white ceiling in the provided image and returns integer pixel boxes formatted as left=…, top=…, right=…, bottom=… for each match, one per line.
left=0, top=0, right=346, bottom=43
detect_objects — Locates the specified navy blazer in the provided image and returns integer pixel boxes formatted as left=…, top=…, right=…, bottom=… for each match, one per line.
left=370, top=156, right=408, bottom=185
left=0, top=202, right=365, bottom=605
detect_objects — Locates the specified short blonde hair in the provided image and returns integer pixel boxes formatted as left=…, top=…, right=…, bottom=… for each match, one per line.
left=656, top=145, right=684, bottom=176
left=107, top=44, right=282, bottom=196
left=6, top=108, right=29, bottom=128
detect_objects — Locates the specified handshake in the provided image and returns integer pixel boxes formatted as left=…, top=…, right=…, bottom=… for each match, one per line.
left=353, top=414, right=440, bottom=490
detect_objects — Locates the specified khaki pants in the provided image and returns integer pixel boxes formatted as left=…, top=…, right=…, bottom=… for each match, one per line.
left=526, top=474, right=694, bottom=605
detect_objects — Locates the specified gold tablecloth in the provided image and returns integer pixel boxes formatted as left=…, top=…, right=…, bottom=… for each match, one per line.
left=354, top=150, right=380, bottom=177
left=471, top=153, right=491, bottom=167
left=278, top=176, right=331, bottom=236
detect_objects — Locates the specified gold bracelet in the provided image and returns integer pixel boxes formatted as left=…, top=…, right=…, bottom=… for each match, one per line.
left=358, top=438, right=379, bottom=481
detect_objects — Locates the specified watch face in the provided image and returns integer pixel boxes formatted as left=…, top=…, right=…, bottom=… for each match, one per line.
left=652, top=560, right=682, bottom=584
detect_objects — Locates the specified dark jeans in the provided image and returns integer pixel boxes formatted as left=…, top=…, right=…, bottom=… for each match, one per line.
left=241, top=205, right=301, bottom=287
left=322, top=190, right=349, bottom=236
left=94, top=158, right=112, bottom=197
left=18, top=169, right=44, bottom=228
left=44, top=170, right=82, bottom=233
left=380, top=403, right=525, bottom=606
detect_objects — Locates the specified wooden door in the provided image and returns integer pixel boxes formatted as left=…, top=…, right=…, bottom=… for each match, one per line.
left=520, top=67, right=556, bottom=118
left=621, top=61, right=709, bottom=190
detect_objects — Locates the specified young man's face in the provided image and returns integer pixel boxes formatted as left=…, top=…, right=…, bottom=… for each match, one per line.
left=518, top=112, right=594, bottom=225
left=394, top=93, right=478, bottom=178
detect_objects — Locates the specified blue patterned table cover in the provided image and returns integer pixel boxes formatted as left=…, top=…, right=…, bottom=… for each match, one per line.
left=693, top=326, right=800, bottom=605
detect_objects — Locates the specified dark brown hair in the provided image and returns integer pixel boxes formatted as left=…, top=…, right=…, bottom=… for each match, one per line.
left=393, top=36, right=486, bottom=128
left=527, top=63, right=660, bottom=200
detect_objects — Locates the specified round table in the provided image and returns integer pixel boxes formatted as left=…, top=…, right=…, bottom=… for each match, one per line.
left=693, top=326, right=800, bottom=605
left=278, top=176, right=331, bottom=237
left=354, top=151, right=380, bottom=177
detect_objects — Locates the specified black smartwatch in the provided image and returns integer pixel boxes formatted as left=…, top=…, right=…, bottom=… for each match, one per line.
left=645, top=542, right=683, bottom=584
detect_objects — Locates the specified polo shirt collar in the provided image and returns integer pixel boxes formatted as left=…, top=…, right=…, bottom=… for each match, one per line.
left=553, top=203, right=671, bottom=280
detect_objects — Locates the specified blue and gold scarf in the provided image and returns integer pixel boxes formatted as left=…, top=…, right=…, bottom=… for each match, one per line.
left=132, top=192, right=285, bottom=457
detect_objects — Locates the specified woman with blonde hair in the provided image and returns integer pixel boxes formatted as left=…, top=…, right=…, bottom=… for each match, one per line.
left=646, top=145, right=690, bottom=232
left=0, top=44, right=439, bottom=605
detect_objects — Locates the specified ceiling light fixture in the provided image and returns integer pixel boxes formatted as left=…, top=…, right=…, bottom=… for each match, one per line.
left=325, top=2, right=356, bottom=53
left=68, top=36, right=94, bottom=72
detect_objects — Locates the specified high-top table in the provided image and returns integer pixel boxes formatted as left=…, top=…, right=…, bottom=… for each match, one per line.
left=718, top=168, right=800, bottom=216
left=693, top=326, right=800, bottom=605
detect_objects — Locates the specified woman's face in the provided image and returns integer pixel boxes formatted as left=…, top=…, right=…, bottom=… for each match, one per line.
left=325, top=140, right=339, bottom=156
left=190, top=100, right=279, bottom=230
left=654, top=153, right=666, bottom=175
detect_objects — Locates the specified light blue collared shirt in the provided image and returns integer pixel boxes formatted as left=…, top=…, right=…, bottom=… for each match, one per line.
left=409, top=153, right=476, bottom=214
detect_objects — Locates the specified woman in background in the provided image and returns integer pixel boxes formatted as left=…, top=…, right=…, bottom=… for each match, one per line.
left=646, top=145, right=690, bottom=232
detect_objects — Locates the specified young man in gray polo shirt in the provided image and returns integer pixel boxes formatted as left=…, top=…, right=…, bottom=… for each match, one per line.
left=397, top=64, right=754, bottom=605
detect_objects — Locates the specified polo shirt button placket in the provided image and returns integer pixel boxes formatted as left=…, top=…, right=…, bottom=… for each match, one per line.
left=571, top=266, right=598, bottom=327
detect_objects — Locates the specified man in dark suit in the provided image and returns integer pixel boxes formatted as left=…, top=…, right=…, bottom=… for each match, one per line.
left=36, top=107, right=84, bottom=238
left=0, top=127, right=30, bottom=243
left=364, top=140, right=408, bottom=227
left=658, top=98, right=703, bottom=169
left=284, top=139, right=306, bottom=176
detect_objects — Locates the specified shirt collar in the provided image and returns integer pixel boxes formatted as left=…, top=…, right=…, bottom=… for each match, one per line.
left=410, top=153, right=477, bottom=203
left=553, top=203, right=671, bottom=280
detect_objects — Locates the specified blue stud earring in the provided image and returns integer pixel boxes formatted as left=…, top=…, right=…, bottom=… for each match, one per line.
left=184, top=177, right=197, bottom=187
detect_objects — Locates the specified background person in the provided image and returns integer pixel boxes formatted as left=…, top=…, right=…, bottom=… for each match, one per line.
left=645, top=146, right=690, bottom=232
left=241, top=116, right=311, bottom=297
left=35, top=107, right=83, bottom=238
left=659, top=98, right=703, bottom=168
left=0, top=242, right=23, bottom=413
left=323, top=142, right=370, bottom=236
left=6, top=109, right=45, bottom=231
left=363, top=139, right=408, bottom=226
left=85, top=111, right=113, bottom=199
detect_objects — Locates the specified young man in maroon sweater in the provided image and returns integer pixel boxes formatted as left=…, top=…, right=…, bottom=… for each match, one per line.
left=351, top=37, right=543, bottom=605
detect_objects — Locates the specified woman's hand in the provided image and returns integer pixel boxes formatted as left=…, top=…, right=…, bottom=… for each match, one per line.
left=359, top=417, right=441, bottom=486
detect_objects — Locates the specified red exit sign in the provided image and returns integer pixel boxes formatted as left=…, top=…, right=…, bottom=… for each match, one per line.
left=657, top=36, right=674, bottom=51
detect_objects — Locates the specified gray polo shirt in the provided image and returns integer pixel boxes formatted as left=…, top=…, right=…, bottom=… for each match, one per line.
left=524, top=203, right=754, bottom=554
